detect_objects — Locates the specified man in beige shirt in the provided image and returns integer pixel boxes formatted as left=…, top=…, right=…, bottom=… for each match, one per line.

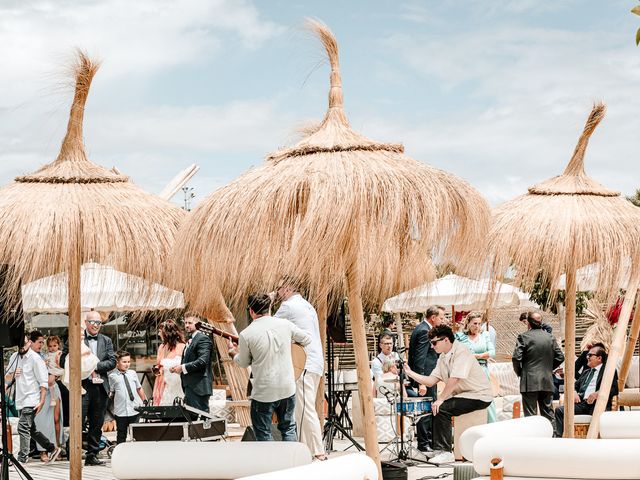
left=405, top=325, right=493, bottom=465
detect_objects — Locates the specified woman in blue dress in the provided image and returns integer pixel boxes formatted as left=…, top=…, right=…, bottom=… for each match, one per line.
left=455, top=312, right=497, bottom=422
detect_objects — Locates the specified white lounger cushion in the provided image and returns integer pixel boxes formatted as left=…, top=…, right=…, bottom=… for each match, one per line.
left=459, top=416, right=552, bottom=461
left=600, top=411, right=640, bottom=439
left=473, top=437, right=640, bottom=479
left=111, top=441, right=312, bottom=480
left=236, top=453, right=378, bottom=480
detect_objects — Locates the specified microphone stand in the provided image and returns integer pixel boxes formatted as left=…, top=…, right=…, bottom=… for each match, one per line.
left=322, top=336, right=363, bottom=452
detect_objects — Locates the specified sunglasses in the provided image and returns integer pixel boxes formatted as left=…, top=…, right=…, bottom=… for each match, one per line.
left=586, top=353, right=600, bottom=358
left=430, top=337, right=445, bottom=347
left=86, top=320, right=102, bottom=326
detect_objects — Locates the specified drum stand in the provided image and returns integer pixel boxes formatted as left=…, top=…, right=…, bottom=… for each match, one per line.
left=380, top=365, right=429, bottom=465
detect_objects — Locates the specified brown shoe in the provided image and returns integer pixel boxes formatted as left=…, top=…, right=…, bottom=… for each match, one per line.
left=39, top=452, right=50, bottom=463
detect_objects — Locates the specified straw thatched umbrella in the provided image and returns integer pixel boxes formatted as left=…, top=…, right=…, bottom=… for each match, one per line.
left=172, top=21, right=490, bottom=474
left=485, top=103, right=640, bottom=438
left=0, top=52, right=184, bottom=480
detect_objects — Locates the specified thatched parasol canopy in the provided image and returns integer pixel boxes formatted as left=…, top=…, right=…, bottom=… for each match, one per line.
left=173, top=22, right=490, bottom=314
left=0, top=54, right=183, bottom=299
left=172, top=21, right=490, bottom=474
left=0, top=52, right=184, bottom=480
left=488, top=103, right=639, bottom=295
left=484, top=102, right=640, bottom=438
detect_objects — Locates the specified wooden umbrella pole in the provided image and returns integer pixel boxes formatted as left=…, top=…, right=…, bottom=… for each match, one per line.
left=563, top=269, right=577, bottom=438
left=203, top=298, right=251, bottom=426
left=209, top=319, right=251, bottom=426
left=587, top=269, right=640, bottom=439
left=316, top=296, right=328, bottom=429
left=346, top=263, right=381, bottom=479
left=617, top=294, right=640, bottom=392
left=68, top=238, right=82, bottom=480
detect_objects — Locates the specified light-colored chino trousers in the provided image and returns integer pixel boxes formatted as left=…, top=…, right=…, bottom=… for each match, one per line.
left=295, top=371, right=325, bottom=456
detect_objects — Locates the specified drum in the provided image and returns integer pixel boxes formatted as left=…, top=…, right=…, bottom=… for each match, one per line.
left=394, top=398, right=432, bottom=415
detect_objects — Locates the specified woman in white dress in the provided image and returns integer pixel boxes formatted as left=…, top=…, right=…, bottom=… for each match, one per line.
left=153, top=320, right=186, bottom=406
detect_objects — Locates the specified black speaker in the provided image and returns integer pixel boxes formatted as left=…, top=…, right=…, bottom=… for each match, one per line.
left=0, top=264, right=24, bottom=348
left=241, top=425, right=282, bottom=441
left=327, top=300, right=347, bottom=343
left=381, top=460, right=408, bottom=480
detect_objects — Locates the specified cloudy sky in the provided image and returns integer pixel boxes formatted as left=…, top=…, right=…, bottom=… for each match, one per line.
left=1, top=0, right=639, bottom=207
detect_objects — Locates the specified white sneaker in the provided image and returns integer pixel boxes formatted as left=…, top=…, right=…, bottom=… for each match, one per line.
left=429, top=451, right=455, bottom=465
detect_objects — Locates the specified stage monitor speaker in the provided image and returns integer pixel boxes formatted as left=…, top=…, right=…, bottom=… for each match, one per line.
left=381, top=460, right=408, bottom=480
left=0, top=264, right=24, bottom=348
left=241, top=425, right=282, bottom=442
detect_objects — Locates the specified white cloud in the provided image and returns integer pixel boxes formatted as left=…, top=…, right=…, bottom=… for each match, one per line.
left=378, top=25, right=640, bottom=204
left=0, top=0, right=282, bottom=103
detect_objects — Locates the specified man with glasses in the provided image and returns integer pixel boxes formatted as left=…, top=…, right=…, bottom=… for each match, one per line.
left=404, top=325, right=493, bottom=465
left=512, top=312, right=564, bottom=422
left=61, top=311, right=115, bottom=466
left=552, top=343, right=618, bottom=437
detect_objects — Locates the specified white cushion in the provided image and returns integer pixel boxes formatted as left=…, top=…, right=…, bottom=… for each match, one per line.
left=574, top=415, right=592, bottom=424
left=111, top=441, right=311, bottom=479
left=473, top=437, right=640, bottom=479
left=236, top=453, right=378, bottom=480
left=600, top=411, right=640, bottom=439
left=488, top=363, right=520, bottom=396
left=459, top=416, right=552, bottom=461
left=372, top=398, right=392, bottom=415
left=210, top=389, right=226, bottom=402
left=374, top=409, right=411, bottom=442
left=617, top=356, right=639, bottom=389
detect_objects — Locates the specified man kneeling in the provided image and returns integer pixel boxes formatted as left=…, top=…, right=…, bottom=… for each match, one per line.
left=404, top=325, right=493, bottom=465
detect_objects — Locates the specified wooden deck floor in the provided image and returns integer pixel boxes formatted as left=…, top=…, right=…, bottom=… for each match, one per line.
left=7, top=459, right=114, bottom=480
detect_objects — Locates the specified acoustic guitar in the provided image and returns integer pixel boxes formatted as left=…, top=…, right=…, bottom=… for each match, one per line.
left=195, top=321, right=307, bottom=380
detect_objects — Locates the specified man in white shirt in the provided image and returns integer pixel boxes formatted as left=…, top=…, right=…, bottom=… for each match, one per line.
left=273, top=281, right=326, bottom=460
left=371, top=333, right=401, bottom=380
left=229, top=293, right=311, bottom=442
left=552, top=343, right=618, bottom=437
left=5, top=331, right=61, bottom=464
left=405, top=325, right=493, bottom=465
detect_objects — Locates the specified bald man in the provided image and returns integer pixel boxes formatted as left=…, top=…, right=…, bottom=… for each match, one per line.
left=61, top=311, right=116, bottom=466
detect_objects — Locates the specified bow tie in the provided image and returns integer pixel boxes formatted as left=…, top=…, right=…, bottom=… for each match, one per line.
left=86, top=335, right=98, bottom=341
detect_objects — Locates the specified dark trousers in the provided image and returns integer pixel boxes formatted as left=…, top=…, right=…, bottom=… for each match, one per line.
left=416, top=385, right=436, bottom=451
left=521, top=391, right=553, bottom=422
left=114, top=414, right=139, bottom=444
left=250, top=394, right=297, bottom=441
left=553, top=401, right=593, bottom=437
left=57, top=380, right=70, bottom=428
left=17, top=407, right=56, bottom=462
left=184, top=388, right=210, bottom=413
left=433, top=397, right=491, bottom=452
left=82, top=382, right=109, bottom=456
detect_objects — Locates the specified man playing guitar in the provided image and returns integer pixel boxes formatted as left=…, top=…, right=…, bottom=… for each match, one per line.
left=227, top=294, right=311, bottom=441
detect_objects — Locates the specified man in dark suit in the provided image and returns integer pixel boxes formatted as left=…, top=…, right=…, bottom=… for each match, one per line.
left=553, top=343, right=618, bottom=437
left=512, top=312, right=564, bottom=421
left=408, top=305, right=445, bottom=453
left=61, top=311, right=116, bottom=466
left=170, top=313, right=213, bottom=412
